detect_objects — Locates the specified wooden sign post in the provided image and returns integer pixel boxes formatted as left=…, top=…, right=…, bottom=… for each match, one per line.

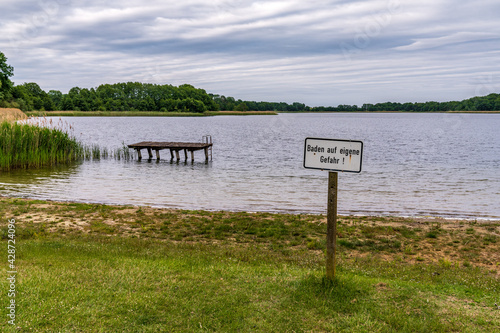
left=304, top=138, right=363, bottom=280
left=326, top=171, right=338, bottom=279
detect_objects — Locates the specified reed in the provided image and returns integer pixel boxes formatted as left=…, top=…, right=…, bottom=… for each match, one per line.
left=113, top=142, right=133, bottom=161
left=0, top=119, right=83, bottom=171
left=80, top=143, right=134, bottom=161
left=0, top=117, right=136, bottom=170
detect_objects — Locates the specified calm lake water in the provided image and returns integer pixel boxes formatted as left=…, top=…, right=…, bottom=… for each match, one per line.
left=1, top=113, right=499, bottom=219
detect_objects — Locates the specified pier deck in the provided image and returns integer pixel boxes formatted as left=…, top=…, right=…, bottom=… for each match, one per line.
left=128, top=139, right=213, bottom=162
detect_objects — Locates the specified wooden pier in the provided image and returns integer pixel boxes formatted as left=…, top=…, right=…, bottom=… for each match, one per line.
left=128, top=136, right=213, bottom=162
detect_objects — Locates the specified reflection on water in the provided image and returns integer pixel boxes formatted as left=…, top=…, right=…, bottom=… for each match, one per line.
left=0, top=163, right=80, bottom=195
left=0, top=113, right=499, bottom=219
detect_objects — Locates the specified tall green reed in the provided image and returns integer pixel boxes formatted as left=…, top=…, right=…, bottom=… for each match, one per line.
left=1, top=118, right=135, bottom=171
left=0, top=119, right=83, bottom=170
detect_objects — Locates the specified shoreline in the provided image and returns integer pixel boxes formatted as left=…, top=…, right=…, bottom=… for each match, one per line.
left=22, top=110, right=500, bottom=117
left=1, top=196, right=499, bottom=273
left=2, top=195, right=498, bottom=223
left=24, top=110, right=278, bottom=117
left=278, top=110, right=500, bottom=114
left=2, top=195, right=499, bottom=227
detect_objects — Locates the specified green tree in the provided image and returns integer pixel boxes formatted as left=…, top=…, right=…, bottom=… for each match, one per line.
left=163, top=99, right=179, bottom=111
left=61, top=95, right=74, bottom=111
left=0, top=52, right=14, bottom=101
left=48, top=90, right=63, bottom=109
left=234, top=102, right=248, bottom=111
left=15, top=82, right=48, bottom=111
left=11, top=85, right=33, bottom=111
left=22, top=82, right=45, bottom=97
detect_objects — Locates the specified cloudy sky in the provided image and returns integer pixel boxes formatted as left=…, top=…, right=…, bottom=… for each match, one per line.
left=1, top=0, right=499, bottom=106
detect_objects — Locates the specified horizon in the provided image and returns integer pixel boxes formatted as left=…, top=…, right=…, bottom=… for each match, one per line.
left=9, top=79, right=500, bottom=109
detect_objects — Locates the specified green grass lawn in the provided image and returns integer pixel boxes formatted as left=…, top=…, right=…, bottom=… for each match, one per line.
left=1, top=198, right=499, bottom=332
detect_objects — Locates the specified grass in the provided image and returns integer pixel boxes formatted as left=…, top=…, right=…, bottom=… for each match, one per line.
left=1, top=198, right=499, bottom=332
left=25, top=110, right=278, bottom=117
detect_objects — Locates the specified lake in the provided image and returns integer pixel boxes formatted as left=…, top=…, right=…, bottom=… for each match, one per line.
left=1, top=113, right=499, bottom=219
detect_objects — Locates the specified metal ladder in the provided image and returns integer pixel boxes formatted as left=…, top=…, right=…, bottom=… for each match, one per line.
left=202, top=135, right=212, bottom=161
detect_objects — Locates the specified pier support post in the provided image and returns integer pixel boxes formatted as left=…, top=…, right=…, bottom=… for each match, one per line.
left=204, top=147, right=209, bottom=161
left=175, top=150, right=180, bottom=161
left=170, top=149, right=174, bottom=160
left=155, top=149, right=160, bottom=160
left=184, top=149, right=188, bottom=161
left=191, top=150, right=194, bottom=162
left=147, top=148, right=153, bottom=160
left=136, top=149, right=142, bottom=160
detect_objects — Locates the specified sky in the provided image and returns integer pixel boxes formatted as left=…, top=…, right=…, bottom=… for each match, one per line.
left=1, top=0, right=500, bottom=107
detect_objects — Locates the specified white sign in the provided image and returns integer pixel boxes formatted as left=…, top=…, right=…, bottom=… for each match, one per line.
left=304, top=137, right=363, bottom=173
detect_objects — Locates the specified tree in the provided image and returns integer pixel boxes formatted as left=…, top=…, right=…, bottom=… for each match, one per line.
left=48, top=90, right=63, bottom=109
left=61, top=95, right=74, bottom=111
left=9, top=82, right=47, bottom=111
left=0, top=52, right=14, bottom=100
left=11, top=85, right=33, bottom=111
left=22, top=82, right=45, bottom=97
left=234, top=102, right=248, bottom=111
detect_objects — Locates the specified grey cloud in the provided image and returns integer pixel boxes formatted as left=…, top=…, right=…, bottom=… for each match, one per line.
left=1, top=0, right=500, bottom=106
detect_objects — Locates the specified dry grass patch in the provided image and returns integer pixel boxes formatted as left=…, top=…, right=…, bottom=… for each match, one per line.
left=0, top=107, right=27, bottom=122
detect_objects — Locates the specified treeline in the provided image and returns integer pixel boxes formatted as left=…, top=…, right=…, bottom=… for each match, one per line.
left=223, top=94, right=500, bottom=112
left=3, top=81, right=500, bottom=113
left=5, top=82, right=218, bottom=113
left=4, top=81, right=311, bottom=113
left=310, top=93, right=500, bottom=112
left=212, top=95, right=309, bottom=112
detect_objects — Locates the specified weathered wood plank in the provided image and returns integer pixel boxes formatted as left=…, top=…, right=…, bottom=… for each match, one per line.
left=128, top=141, right=212, bottom=150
